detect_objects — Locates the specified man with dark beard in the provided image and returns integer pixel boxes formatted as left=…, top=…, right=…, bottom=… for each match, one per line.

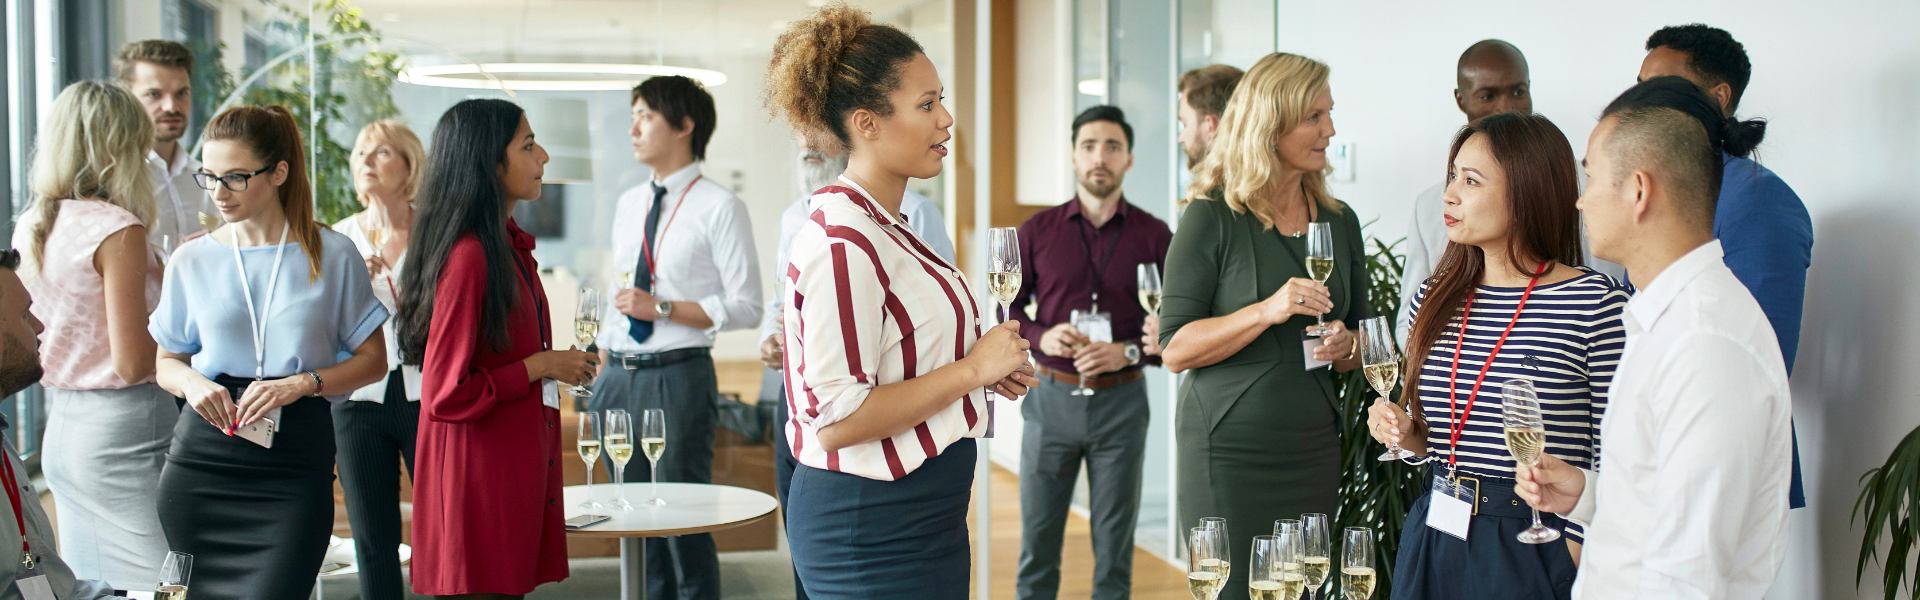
left=1006, top=106, right=1171, bottom=600
left=757, top=133, right=954, bottom=600
left=0, top=248, right=115, bottom=598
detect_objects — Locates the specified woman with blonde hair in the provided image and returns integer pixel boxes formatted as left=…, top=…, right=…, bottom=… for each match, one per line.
left=7, top=80, right=169, bottom=589
left=332, top=119, right=426, bottom=600
left=1156, top=52, right=1367, bottom=600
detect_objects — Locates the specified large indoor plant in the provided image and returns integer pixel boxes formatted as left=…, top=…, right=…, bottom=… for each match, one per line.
left=1856, top=423, right=1920, bottom=598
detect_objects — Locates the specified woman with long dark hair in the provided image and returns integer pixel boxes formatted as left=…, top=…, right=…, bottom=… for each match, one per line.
left=1366, top=113, right=1629, bottom=599
left=764, top=5, right=1037, bottom=597
left=149, top=105, right=390, bottom=599
left=398, top=99, right=597, bottom=600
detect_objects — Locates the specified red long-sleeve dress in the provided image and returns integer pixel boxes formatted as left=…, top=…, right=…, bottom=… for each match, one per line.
left=410, top=221, right=569, bottom=594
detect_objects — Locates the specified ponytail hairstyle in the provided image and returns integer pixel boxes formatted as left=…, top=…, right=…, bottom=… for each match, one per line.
left=1598, top=76, right=1764, bottom=223
left=201, top=105, right=325, bottom=282
left=23, top=80, right=156, bottom=278
left=1402, top=113, right=1583, bottom=407
left=764, top=2, right=924, bottom=149
left=395, top=99, right=528, bottom=364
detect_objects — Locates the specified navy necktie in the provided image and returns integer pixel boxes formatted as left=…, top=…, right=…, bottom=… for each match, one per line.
left=628, top=182, right=667, bottom=344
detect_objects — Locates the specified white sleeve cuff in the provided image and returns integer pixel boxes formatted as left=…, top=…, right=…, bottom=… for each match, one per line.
left=1562, top=466, right=1599, bottom=526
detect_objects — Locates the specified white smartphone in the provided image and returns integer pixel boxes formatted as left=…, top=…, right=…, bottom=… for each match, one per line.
left=234, top=417, right=276, bottom=448
left=565, top=514, right=611, bottom=529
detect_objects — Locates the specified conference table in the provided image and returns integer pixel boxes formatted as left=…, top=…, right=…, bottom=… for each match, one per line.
left=562, top=482, right=779, bottom=600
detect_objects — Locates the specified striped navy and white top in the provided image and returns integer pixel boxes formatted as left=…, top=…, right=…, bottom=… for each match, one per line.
left=1412, top=267, right=1629, bottom=484
left=783, top=177, right=989, bottom=481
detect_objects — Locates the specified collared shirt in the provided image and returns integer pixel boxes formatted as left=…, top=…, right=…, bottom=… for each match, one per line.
left=0, top=417, right=116, bottom=599
left=597, top=163, right=763, bottom=353
left=763, top=187, right=953, bottom=341
left=335, top=213, right=422, bottom=402
left=146, top=147, right=216, bottom=250
left=783, top=176, right=987, bottom=481
left=1563, top=240, right=1792, bottom=600
left=1009, top=196, right=1172, bottom=374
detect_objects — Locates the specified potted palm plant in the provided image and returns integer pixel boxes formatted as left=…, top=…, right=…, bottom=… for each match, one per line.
left=1856, top=424, right=1920, bottom=599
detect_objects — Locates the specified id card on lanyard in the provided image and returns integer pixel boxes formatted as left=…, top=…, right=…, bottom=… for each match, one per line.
left=0, top=448, right=52, bottom=600
left=232, top=224, right=291, bottom=435
left=511, top=250, right=560, bottom=409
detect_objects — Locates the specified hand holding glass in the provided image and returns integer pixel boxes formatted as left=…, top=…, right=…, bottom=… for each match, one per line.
left=1502, top=379, right=1562, bottom=544
left=569, top=289, right=599, bottom=397
left=1361, top=317, right=1413, bottom=461
left=1304, top=222, right=1334, bottom=336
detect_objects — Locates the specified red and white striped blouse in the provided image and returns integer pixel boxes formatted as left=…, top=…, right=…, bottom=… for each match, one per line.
left=782, top=177, right=988, bottom=481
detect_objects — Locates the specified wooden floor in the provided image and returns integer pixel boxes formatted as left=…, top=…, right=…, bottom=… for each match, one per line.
left=968, top=464, right=1189, bottom=599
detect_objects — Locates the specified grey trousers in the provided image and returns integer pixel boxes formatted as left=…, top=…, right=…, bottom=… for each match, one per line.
left=1017, top=375, right=1150, bottom=600
left=589, top=356, right=720, bottom=600
left=43, top=384, right=176, bottom=589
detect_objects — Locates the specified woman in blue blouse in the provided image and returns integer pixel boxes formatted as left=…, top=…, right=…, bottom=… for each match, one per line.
left=1367, top=113, right=1629, bottom=600
left=149, top=105, right=389, bottom=600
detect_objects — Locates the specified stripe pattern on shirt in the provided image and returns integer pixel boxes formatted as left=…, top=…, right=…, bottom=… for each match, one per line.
left=783, top=179, right=985, bottom=481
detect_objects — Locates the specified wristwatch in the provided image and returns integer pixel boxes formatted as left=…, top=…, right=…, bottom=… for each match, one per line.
left=1124, top=342, right=1142, bottom=366
left=655, top=300, right=674, bottom=321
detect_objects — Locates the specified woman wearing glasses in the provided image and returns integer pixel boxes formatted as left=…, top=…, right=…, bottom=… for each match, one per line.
left=1366, top=113, right=1628, bottom=599
left=149, top=105, right=390, bottom=599
left=9, top=81, right=169, bottom=589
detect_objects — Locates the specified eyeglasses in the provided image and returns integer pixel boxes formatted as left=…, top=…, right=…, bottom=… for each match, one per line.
left=192, top=165, right=273, bottom=192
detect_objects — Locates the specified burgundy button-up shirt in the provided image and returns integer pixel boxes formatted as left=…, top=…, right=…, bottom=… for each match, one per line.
left=1010, top=196, right=1173, bottom=374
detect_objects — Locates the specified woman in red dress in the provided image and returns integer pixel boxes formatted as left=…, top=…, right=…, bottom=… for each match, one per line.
left=395, top=98, right=600, bottom=599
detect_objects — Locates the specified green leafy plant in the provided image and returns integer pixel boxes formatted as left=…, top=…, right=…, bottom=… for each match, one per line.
left=1856, top=423, right=1920, bottom=599
left=1332, top=231, right=1420, bottom=599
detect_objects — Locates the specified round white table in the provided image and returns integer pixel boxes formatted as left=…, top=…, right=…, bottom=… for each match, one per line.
left=562, top=482, right=778, bottom=600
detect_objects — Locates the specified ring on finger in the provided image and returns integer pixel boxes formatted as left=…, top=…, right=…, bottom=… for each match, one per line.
left=1296, top=297, right=1305, bottom=305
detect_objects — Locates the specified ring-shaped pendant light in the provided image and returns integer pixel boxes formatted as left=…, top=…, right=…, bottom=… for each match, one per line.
left=398, top=62, right=728, bottom=91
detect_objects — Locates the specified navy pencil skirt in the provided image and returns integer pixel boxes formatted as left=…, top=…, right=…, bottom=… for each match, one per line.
left=786, top=440, right=976, bottom=599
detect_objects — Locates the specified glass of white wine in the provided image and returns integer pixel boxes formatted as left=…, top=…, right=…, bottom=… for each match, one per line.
left=641, top=408, right=667, bottom=506
left=577, top=411, right=604, bottom=509
left=987, top=227, right=1021, bottom=322
left=1341, top=527, right=1376, bottom=600
left=1250, top=533, right=1303, bottom=600
left=1068, top=309, right=1098, bottom=396
left=1189, top=526, right=1229, bottom=600
left=155, top=550, right=191, bottom=600
left=1138, top=263, right=1162, bottom=315
left=1302, top=513, right=1331, bottom=600
left=1304, top=222, right=1334, bottom=336
left=604, top=409, right=634, bottom=511
left=1360, top=317, right=1413, bottom=462
left=569, top=289, right=599, bottom=398
left=1502, top=378, right=1561, bottom=544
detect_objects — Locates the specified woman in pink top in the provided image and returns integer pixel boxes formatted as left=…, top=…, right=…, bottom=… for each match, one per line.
left=7, top=81, right=172, bottom=589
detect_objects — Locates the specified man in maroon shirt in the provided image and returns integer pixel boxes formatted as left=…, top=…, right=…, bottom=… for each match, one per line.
left=1009, top=106, right=1173, bottom=600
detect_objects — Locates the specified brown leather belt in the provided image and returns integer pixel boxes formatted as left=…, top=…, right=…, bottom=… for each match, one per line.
left=1035, top=366, right=1144, bottom=390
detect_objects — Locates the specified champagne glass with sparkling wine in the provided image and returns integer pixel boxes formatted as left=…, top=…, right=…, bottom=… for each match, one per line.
left=641, top=408, right=667, bottom=506
left=987, top=227, right=1021, bottom=321
left=1502, top=379, right=1562, bottom=544
left=1301, top=513, right=1331, bottom=600
left=576, top=411, right=605, bottom=509
left=1251, top=532, right=1305, bottom=600
left=1342, top=528, right=1376, bottom=600
left=155, top=551, right=192, bottom=600
left=1138, top=263, right=1162, bottom=315
left=569, top=289, right=599, bottom=397
left=1361, top=317, right=1413, bottom=461
left=604, top=410, right=634, bottom=510
left=1189, top=526, right=1230, bottom=600
left=1304, top=222, right=1334, bottom=336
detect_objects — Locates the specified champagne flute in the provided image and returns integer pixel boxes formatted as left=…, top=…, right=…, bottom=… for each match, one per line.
left=363, top=207, right=389, bottom=257
left=1068, top=309, right=1096, bottom=396
left=641, top=408, right=667, bottom=506
left=1502, top=378, right=1562, bottom=544
left=569, top=289, right=599, bottom=397
left=1197, top=517, right=1231, bottom=582
left=1138, top=263, right=1162, bottom=315
left=576, top=411, right=605, bottom=509
left=1341, top=528, right=1376, bottom=600
left=1304, top=222, right=1334, bottom=336
left=987, top=227, right=1021, bottom=322
left=155, top=551, right=192, bottom=600
left=1249, top=534, right=1303, bottom=600
left=1302, top=513, right=1331, bottom=600
left=1361, top=317, right=1413, bottom=462
left=1189, top=526, right=1229, bottom=600
left=604, top=409, right=634, bottom=510
left=197, top=211, right=221, bottom=233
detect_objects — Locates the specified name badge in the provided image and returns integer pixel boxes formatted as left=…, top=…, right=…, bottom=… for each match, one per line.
left=1425, top=475, right=1472, bottom=541
left=1074, top=311, right=1114, bottom=343
left=16, top=558, right=52, bottom=600
left=542, top=379, right=561, bottom=409
left=1301, top=331, right=1332, bottom=371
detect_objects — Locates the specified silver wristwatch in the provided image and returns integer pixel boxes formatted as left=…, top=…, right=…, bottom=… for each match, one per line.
left=656, top=300, right=674, bottom=321
left=1124, top=343, right=1142, bottom=366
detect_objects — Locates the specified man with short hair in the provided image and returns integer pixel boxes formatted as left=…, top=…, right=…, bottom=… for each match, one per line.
left=0, top=248, right=116, bottom=599
left=1516, top=79, right=1792, bottom=599
left=1175, top=64, right=1243, bottom=169
left=1638, top=23, right=1813, bottom=510
left=1009, top=106, right=1171, bottom=600
left=593, top=75, right=760, bottom=600
left=117, top=40, right=217, bottom=249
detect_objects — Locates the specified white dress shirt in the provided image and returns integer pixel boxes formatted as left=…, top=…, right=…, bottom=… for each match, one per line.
left=597, top=163, right=762, bottom=353
left=146, top=147, right=216, bottom=250
left=783, top=176, right=987, bottom=481
left=335, top=213, right=422, bottom=402
left=1562, top=240, right=1792, bottom=600
left=763, top=188, right=953, bottom=341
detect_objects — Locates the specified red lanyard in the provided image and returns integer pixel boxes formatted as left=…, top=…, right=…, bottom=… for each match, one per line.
left=1444, top=261, right=1549, bottom=470
left=0, top=447, right=30, bottom=566
left=639, top=176, right=701, bottom=287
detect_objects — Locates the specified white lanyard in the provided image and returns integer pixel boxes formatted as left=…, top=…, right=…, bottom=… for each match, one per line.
left=230, top=223, right=290, bottom=379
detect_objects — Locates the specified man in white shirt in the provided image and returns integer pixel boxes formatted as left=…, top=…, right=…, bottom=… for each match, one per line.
left=1515, top=78, right=1792, bottom=599
left=591, top=76, right=761, bottom=600
left=117, top=40, right=217, bottom=250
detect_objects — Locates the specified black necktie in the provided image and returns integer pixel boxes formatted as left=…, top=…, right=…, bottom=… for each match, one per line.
left=628, top=182, right=667, bottom=344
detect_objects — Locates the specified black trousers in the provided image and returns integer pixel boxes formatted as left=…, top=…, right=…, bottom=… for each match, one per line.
left=332, top=370, right=420, bottom=600
left=590, top=355, right=720, bottom=600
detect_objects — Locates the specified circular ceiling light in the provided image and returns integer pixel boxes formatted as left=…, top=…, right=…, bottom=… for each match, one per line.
left=399, top=62, right=727, bottom=91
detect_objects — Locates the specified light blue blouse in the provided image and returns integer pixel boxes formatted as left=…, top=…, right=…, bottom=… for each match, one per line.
left=149, top=227, right=389, bottom=401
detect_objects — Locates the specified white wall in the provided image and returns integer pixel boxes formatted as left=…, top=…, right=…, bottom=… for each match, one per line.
left=1266, top=1, right=1920, bottom=597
